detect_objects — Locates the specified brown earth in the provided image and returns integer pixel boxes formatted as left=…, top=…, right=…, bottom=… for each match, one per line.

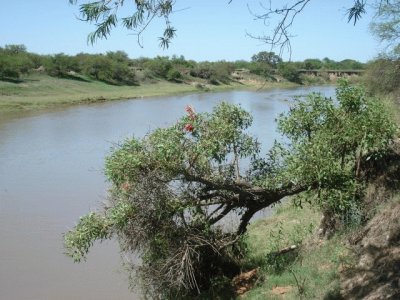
left=271, top=286, right=293, bottom=295
left=340, top=200, right=400, bottom=299
left=232, top=268, right=258, bottom=296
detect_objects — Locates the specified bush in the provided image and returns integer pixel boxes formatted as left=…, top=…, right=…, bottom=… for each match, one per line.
left=277, top=80, right=397, bottom=222
left=278, top=62, right=301, bottom=83
left=364, top=58, right=400, bottom=94
left=0, top=46, right=34, bottom=79
left=166, top=68, right=182, bottom=82
left=143, top=56, right=172, bottom=79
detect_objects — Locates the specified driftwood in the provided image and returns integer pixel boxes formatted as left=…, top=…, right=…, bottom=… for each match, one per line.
left=270, top=245, right=298, bottom=256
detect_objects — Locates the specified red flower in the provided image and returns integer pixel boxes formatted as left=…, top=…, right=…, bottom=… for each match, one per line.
left=184, top=123, right=194, bottom=132
left=185, top=105, right=196, bottom=120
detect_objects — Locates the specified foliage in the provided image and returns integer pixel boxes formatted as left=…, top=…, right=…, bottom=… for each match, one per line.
left=251, top=51, right=282, bottom=68
left=69, top=0, right=176, bottom=48
left=299, top=58, right=365, bottom=71
left=364, top=57, right=400, bottom=94
left=370, top=0, right=400, bottom=55
left=275, top=80, right=397, bottom=217
left=303, top=58, right=323, bottom=70
left=143, top=56, right=172, bottom=79
left=66, top=103, right=270, bottom=297
left=189, top=61, right=234, bottom=84
left=45, top=53, right=81, bottom=77
left=0, top=55, right=25, bottom=79
left=3, top=44, right=27, bottom=54
left=337, top=59, right=365, bottom=70
left=278, top=62, right=301, bottom=83
left=0, top=44, right=365, bottom=85
left=64, top=81, right=396, bottom=297
left=166, top=67, right=182, bottom=82
left=0, top=45, right=34, bottom=79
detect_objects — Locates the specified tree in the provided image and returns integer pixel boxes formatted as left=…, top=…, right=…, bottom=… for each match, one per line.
left=370, top=0, right=400, bottom=55
left=80, top=54, right=136, bottom=85
left=337, top=59, right=365, bottom=70
left=278, top=61, right=301, bottom=83
left=106, top=50, right=130, bottom=63
left=276, top=81, right=396, bottom=220
left=0, top=45, right=34, bottom=79
left=46, top=53, right=80, bottom=77
left=4, top=44, right=27, bottom=55
left=64, top=81, right=396, bottom=297
left=366, top=1, right=400, bottom=93
left=0, top=55, right=22, bottom=79
left=364, top=58, right=400, bottom=93
left=251, top=51, right=282, bottom=68
left=143, top=56, right=173, bottom=79
left=303, top=58, right=323, bottom=70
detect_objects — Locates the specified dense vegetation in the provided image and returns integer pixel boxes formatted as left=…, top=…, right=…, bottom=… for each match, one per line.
left=0, top=45, right=365, bottom=86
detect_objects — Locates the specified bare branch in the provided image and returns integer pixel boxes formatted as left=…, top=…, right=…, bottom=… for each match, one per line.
left=246, top=1, right=389, bottom=58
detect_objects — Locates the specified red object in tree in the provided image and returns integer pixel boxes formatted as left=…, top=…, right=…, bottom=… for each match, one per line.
left=184, top=123, right=194, bottom=132
left=185, top=105, right=196, bottom=120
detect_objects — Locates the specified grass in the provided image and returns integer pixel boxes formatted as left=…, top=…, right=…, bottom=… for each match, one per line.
left=0, top=73, right=199, bottom=113
left=0, top=73, right=297, bottom=114
left=241, top=202, right=355, bottom=300
left=383, top=93, right=400, bottom=125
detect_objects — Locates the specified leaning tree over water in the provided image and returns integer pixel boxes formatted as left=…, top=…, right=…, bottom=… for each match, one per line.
left=64, top=81, right=396, bottom=297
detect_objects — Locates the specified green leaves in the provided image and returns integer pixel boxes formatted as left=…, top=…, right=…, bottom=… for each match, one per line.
left=87, top=14, right=118, bottom=44
left=64, top=201, right=136, bottom=262
left=276, top=80, right=396, bottom=214
left=105, top=138, right=144, bottom=186
left=278, top=92, right=335, bottom=142
left=347, top=0, right=367, bottom=25
left=71, top=0, right=177, bottom=47
left=159, top=25, right=177, bottom=49
left=64, top=212, right=110, bottom=262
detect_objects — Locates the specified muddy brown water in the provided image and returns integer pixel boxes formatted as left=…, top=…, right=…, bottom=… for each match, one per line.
left=0, top=86, right=335, bottom=299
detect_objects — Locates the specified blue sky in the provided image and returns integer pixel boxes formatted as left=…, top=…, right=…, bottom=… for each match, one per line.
left=1, top=0, right=382, bottom=62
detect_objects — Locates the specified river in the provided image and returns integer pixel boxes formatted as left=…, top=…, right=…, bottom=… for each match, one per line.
left=0, top=86, right=335, bottom=299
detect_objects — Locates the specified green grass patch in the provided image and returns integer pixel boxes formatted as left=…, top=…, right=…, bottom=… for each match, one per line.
left=242, top=202, right=355, bottom=299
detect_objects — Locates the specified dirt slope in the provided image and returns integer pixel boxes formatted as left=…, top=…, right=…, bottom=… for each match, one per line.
left=341, top=200, right=400, bottom=299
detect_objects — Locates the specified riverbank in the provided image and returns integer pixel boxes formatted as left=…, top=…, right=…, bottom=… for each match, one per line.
left=237, top=92, right=400, bottom=299
left=0, top=73, right=298, bottom=114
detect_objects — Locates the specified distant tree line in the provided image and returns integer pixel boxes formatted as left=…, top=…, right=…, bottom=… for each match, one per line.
left=0, top=45, right=366, bottom=85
